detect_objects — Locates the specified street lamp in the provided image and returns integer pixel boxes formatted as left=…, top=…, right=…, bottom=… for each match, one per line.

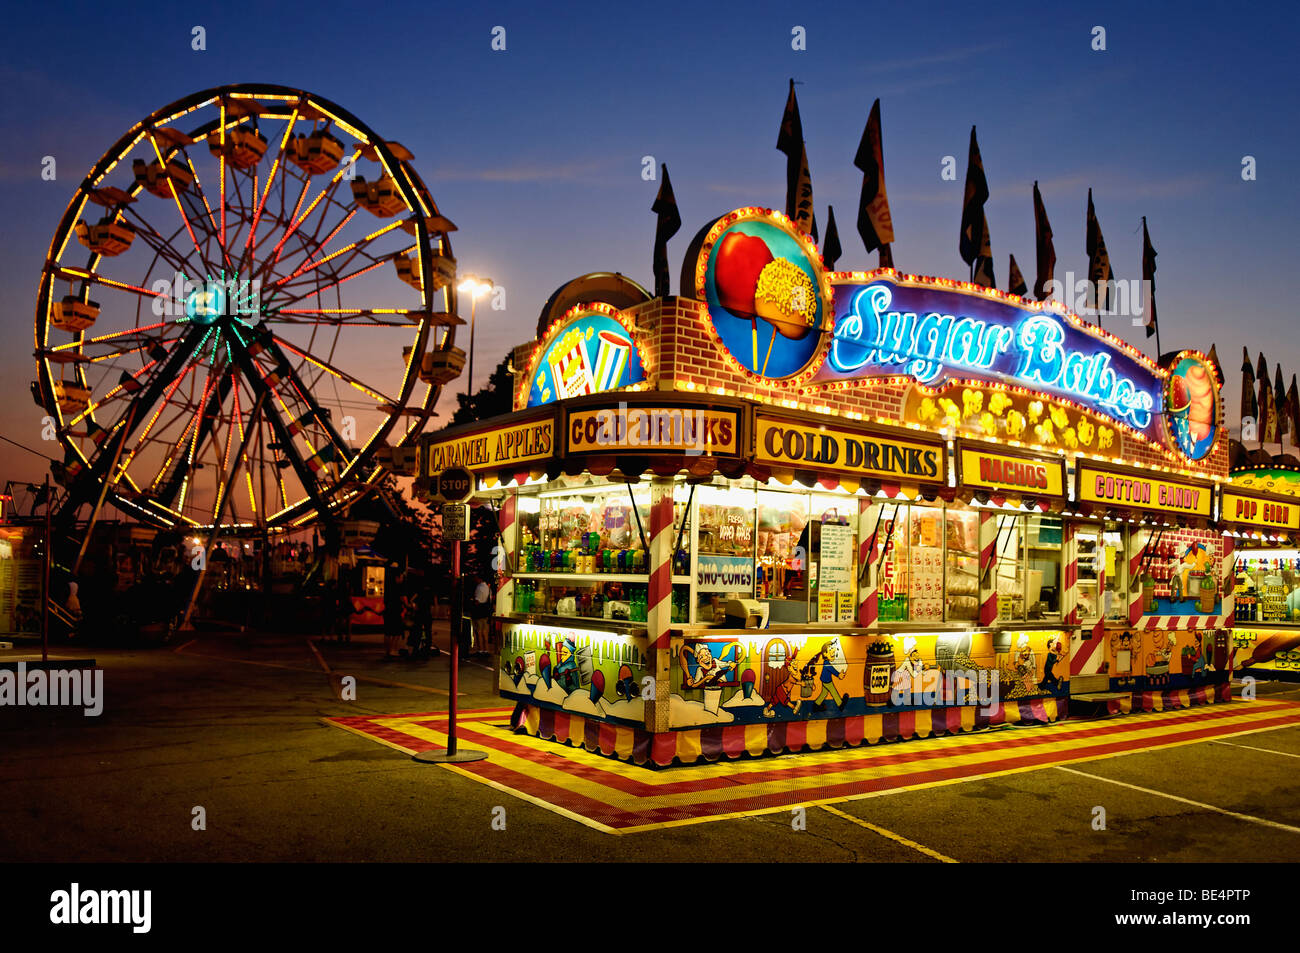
left=456, top=274, right=494, bottom=406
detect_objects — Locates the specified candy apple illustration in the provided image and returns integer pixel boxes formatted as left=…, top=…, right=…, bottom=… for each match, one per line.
left=713, top=230, right=819, bottom=375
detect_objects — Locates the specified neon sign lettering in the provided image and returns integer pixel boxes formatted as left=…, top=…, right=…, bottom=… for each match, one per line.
left=827, top=282, right=1155, bottom=430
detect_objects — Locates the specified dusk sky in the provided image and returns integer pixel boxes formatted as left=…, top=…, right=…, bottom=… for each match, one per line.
left=2, top=0, right=1296, bottom=491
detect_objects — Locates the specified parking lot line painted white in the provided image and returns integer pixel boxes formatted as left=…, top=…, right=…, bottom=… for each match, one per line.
left=1211, top=739, right=1300, bottom=759
left=1055, top=766, right=1300, bottom=835
left=820, top=804, right=959, bottom=862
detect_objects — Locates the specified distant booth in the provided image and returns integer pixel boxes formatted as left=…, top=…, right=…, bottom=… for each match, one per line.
left=420, top=207, right=1237, bottom=766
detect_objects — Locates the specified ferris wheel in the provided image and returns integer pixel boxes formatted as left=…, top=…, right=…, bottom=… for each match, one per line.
left=34, top=84, right=465, bottom=538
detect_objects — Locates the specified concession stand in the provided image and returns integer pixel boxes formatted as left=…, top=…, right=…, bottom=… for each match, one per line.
left=420, top=206, right=1236, bottom=765
left=1218, top=462, right=1300, bottom=677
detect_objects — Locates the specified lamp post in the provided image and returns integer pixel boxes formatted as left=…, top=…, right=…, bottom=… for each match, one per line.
left=456, top=275, right=494, bottom=410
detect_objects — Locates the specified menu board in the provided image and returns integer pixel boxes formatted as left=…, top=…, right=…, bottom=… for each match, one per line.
left=819, top=523, right=853, bottom=592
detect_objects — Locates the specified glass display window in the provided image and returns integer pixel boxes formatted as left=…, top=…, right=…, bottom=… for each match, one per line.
left=1076, top=526, right=1103, bottom=621
left=512, top=576, right=688, bottom=623
left=810, top=492, right=857, bottom=624
left=992, top=514, right=1064, bottom=622
left=695, top=483, right=756, bottom=624
left=756, top=488, right=810, bottom=622
left=520, top=482, right=649, bottom=575
left=945, top=508, right=980, bottom=621
left=697, top=485, right=755, bottom=557
left=992, top=515, right=1025, bottom=622
left=876, top=505, right=909, bottom=622
left=907, top=505, right=945, bottom=623
left=1026, top=515, right=1062, bottom=618
left=1102, top=522, right=1127, bottom=621
left=1236, top=548, right=1300, bottom=623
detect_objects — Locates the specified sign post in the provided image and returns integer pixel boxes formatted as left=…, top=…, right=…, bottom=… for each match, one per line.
left=413, top=471, right=487, bottom=765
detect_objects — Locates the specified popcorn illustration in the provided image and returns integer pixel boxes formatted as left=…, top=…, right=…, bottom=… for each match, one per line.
left=1077, top=417, right=1095, bottom=446
left=979, top=411, right=997, bottom=436
left=548, top=327, right=595, bottom=399
left=962, top=388, right=983, bottom=418
left=1028, top=400, right=1044, bottom=423
left=938, top=398, right=961, bottom=427
left=1062, top=427, right=1079, bottom=449
left=988, top=391, right=1013, bottom=416
left=918, top=397, right=939, bottom=422
left=1049, top=405, right=1069, bottom=429
left=1034, top=420, right=1056, bottom=445
left=1098, top=426, right=1114, bottom=450
left=1006, top=410, right=1026, bottom=438
left=754, top=258, right=818, bottom=337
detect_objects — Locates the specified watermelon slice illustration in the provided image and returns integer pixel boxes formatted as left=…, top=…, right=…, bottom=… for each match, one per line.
left=1169, top=374, right=1191, bottom=414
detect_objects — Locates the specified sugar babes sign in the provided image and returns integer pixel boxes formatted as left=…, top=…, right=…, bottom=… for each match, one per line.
left=690, top=208, right=1216, bottom=454
left=818, top=278, right=1162, bottom=439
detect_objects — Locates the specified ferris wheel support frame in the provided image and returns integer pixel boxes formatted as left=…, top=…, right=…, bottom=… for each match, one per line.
left=178, top=387, right=270, bottom=632
left=57, top=322, right=211, bottom=533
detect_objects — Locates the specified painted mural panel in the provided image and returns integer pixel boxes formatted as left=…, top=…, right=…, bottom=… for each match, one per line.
left=667, top=630, right=1071, bottom=729
left=1103, top=628, right=1229, bottom=691
left=499, top=622, right=649, bottom=728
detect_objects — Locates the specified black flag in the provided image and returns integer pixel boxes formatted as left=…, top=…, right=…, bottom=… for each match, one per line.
left=1241, top=347, right=1257, bottom=422
left=651, top=163, right=681, bottom=298
left=777, top=80, right=806, bottom=225
left=1276, top=365, right=1287, bottom=445
left=1289, top=374, right=1300, bottom=446
left=959, top=126, right=989, bottom=270
left=823, top=205, right=842, bottom=271
left=1258, top=354, right=1275, bottom=445
left=1086, top=188, right=1113, bottom=318
left=1008, top=254, right=1027, bottom=296
left=972, top=214, right=995, bottom=288
left=791, top=142, right=814, bottom=233
left=1207, top=343, right=1224, bottom=387
left=1032, top=181, right=1055, bottom=300
left=854, top=98, right=895, bottom=268
left=1142, top=217, right=1158, bottom=339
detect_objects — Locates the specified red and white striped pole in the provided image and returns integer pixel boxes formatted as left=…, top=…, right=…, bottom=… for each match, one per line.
left=645, top=477, right=675, bottom=733
left=495, top=492, right=517, bottom=619
left=1220, top=534, right=1235, bottom=629
left=1062, top=521, right=1079, bottom=625
left=978, top=510, right=998, bottom=626
left=1128, top=529, right=1146, bottom=627
left=857, top=498, right=881, bottom=628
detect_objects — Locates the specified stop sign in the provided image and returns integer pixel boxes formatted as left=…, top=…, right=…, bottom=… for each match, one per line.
left=436, top=467, right=474, bottom=503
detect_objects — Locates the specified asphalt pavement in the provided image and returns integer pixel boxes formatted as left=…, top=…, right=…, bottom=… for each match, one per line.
left=2, top=625, right=1298, bottom=862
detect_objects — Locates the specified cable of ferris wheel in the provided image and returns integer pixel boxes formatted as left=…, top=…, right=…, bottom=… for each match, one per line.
left=0, top=433, right=60, bottom=463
